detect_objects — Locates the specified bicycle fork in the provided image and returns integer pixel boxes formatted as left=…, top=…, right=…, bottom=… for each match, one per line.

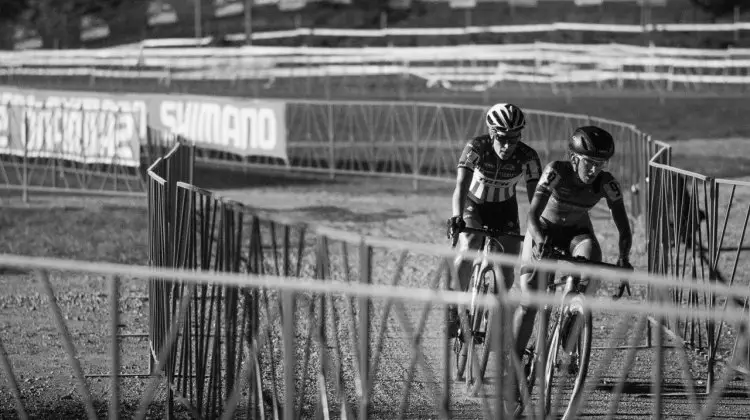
left=471, top=258, right=494, bottom=341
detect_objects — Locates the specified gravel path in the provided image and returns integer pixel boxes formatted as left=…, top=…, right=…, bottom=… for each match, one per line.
left=218, top=174, right=750, bottom=419
left=1, top=172, right=748, bottom=419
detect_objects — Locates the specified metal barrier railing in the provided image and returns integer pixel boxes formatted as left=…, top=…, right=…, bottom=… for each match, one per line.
left=1, top=83, right=746, bottom=417
left=1, top=235, right=750, bottom=418
left=647, top=139, right=750, bottom=393
left=0, top=103, right=149, bottom=199
left=0, top=97, right=185, bottom=201
left=1, top=94, right=649, bottom=220
left=139, top=124, right=750, bottom=417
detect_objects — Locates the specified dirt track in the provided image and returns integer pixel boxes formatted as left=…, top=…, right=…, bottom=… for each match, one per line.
left=1, top=172, right=749, bottom=419
left=218, top=173, right=750, bottom=419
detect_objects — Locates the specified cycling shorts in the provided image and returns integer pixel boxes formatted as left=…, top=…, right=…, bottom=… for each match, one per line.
left=536, top=216, right=596, bottom=253
left=519, top=216, right=599, bottom=276
left=462, top=196, right=520, bottom=234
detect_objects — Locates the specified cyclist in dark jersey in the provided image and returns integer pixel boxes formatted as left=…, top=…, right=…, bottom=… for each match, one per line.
left=512, top=125, right=634, bottom=376
left=446, top=103, right=543, bottom=338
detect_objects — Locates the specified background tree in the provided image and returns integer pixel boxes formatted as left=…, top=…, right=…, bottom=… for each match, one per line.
left=689, top=0, right=746, bottom=21
left=0, top=0, right=29, bottom=49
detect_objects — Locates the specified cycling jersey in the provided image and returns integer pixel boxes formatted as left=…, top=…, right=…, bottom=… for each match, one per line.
left=457, top=135, right=542, bottom=203
left=535, top=161, right=624, bottom=226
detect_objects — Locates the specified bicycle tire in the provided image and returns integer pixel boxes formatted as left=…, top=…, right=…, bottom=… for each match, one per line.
left=513, top=280, right=558, bottom=418
left=465, top=266, right=495, bottom=397
left=455, top=263, right=482, bottom=381
left=543, top=294, right=593, bottom=419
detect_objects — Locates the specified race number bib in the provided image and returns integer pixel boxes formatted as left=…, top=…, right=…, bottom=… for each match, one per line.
left=602, top=179, right=624, bottom=201
left=537, top=165, right=561, bottom=192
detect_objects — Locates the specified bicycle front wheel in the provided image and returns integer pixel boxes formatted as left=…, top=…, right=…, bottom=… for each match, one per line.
left=543, top=294, right=593, bottom=419
left=465, top=266, right=495, bottom=397
left=455, top=263, right=482, bottom=381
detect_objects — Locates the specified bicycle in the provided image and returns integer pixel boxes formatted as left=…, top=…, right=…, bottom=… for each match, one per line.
left=516, top=246, right=632, bottom=419
left=451, top=225, right=524, bottom=397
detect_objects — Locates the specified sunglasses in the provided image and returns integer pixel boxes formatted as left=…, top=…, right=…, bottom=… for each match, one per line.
left=575, top=153, right=609, bottom=169
left=490, top=128, right=522, bottom=144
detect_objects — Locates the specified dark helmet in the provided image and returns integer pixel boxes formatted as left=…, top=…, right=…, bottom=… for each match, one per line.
left=568, top=126, right=615, bottom=160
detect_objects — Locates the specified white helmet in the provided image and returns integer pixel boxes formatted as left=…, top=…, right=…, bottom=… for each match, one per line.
left=486, top=103, right=526, bottom=132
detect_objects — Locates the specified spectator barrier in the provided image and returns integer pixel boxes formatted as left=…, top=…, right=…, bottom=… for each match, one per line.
left=1, top=85, right=749, bottom=418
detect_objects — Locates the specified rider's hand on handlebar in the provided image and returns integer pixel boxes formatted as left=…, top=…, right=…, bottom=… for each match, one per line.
left=532, top=241, right=556, bottom=260
left=447, top=216, right=466, bottom=247
left=612, top=256, right=634, bottom=300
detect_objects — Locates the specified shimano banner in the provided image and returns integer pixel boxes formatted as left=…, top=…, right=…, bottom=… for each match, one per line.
left=147, top=94, right=287, bottom=160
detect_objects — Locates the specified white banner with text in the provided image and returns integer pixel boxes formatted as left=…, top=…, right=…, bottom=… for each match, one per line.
left=0, top=87, right=289, bottom=166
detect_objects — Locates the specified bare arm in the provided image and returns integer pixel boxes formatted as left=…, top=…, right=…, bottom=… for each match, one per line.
left=523, top=150, right=543, bottom=204
left=452, top=167, right=473, bottom=217
left=602, top=177, right=632, bottom=260
left=526, top=180, right=539, bottom=204
left=528, top=162, right=558, bottom=244
left=609, top=199, right=633, bottom=260
left=528, top=191, right=550, bottom=245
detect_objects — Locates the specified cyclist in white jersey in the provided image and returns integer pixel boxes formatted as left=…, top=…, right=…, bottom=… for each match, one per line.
left=446, top=103, right=543, bottom=338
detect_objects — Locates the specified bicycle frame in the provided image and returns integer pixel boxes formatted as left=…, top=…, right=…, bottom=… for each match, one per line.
left=463, top=227, right=524, bottom=321
left=453, top=226, right=524, bottom=395
left=470, top=235, right=504, bottom=315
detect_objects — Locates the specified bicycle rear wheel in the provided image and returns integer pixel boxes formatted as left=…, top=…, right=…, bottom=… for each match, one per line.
left=543, top=294, right=593, bottom=419
left=465, top=267, right=495, bottom=397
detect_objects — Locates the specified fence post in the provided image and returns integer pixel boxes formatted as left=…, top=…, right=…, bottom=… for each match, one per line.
left=0, top=335, right=28, bottom=420
left=109, top=275, right=121, bottom=420
left=706, top=176, right=718, bottom=393
left=358, top=239, right=371, bottom=419
left=328, top=103, right=335, bottom=180
left=114, top=107, right=121, bottom=191
left=735, top=6, right=741, bottom=44
left=188, top=142, right=195, bottom=187
left=53, top=104, right=60, bottom=190
left=412, top=103, right=419, bottom=191
left=282, top=287, right=296, bottom=420
left=652, top=292, right=664, bottom=418
left=441, top=259, right=452, bottom=419
left=493, top=291, right=505, bottom=419
left=22, top=107, right=29, bottom=203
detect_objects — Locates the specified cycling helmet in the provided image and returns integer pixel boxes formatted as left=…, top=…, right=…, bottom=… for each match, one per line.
left=568, top=126, right=615, bottom=160
left=486, top=103, right=526, bottom=132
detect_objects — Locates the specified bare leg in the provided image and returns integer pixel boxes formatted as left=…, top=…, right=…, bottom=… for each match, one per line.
left=513, top=271, right=541, bottom=360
